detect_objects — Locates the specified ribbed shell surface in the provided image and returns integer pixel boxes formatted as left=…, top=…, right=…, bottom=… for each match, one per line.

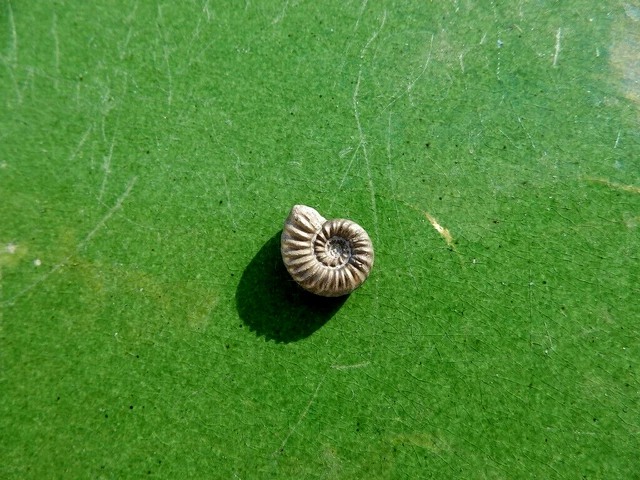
left=281, top=205, right=374, bottom=297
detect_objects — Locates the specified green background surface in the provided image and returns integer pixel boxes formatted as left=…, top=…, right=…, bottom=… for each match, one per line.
left=1, top=0, right=639, bottom=478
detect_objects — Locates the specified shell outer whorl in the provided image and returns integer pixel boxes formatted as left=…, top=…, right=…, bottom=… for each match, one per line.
left=281, top=205, right=374, bottom=297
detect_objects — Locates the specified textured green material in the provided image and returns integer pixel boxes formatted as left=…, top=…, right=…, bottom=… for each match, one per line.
left=1, top=0, right=639, bottom=477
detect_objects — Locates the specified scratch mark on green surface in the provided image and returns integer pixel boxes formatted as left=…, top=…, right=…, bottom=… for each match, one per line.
left=490, top=0, right=502, bottom=79
left=330, top=144, right=360, bottom=210
left=0, top=177, right=137, bottom=307
left=553, top=27, right=562, bottom=67
left=118, top=2, right=138, bottom=59
left=331, top=9, right=386, bottom=210
left=387, top=113, right=418, bottom=291
left=382, top=33, right=433, bottom=113
left=354, top=0, right=368, bottom=32
left=232, top=151, right=247, bottom=182
left=332, top=0, right=371, bottom=89
left=51, top=13, right=60, bottom=90
left=275, top=372, right=327, bottom=454
left=187, top=40, right=216, bottom=68
left=98, top=136, right=116, bottom=203
left=359, top=9, right=386, bottom=58
left=331, top=361, right=370, bottom=370
left=222, top=172, right=238, bottom=229
left=614, top=130, right=621, bottom=148
left=120, top=28, right=133, bottom=60
left=6, top=0, right=18, bottom=66
left=68, top=125, right=93, bottom=162
left=353, top=72, right=378, bottom=243
left=353, top=35, right=381, bottom=358
left=544, top=320, right=555, bottom=354
left=163, top=45, right=173, bottom=107
left=0, top=58, right=20, bottom=104
left=272, top=0, right=289, bottom=25
left=156, top=5, right=173, bottom=108
left=1, top=1, right=20, bottom=104
left=516, top=115, right=536, bottom=149
left=203, top=0, right=212, bottom=21
left=528, top=252, right=534, bottom=351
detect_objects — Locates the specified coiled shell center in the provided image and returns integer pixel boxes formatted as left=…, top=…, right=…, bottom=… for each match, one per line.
left=314, top=236, right=352, bottom=267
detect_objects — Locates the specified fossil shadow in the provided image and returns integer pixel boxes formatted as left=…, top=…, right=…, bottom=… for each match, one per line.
left=236, top=231, right=348, bottom=343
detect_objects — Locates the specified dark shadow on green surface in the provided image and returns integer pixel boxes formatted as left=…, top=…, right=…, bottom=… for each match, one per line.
left=236, top=231, right=348, bottom=342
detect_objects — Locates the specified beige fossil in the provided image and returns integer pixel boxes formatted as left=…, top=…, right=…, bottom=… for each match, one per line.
left=281, top=205, right=374, bottom=297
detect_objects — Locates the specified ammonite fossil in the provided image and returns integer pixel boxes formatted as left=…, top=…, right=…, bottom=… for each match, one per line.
left=281, top=205, right=374, bottom=297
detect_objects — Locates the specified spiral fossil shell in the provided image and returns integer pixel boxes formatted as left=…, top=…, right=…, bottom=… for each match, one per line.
left=281, top=205, right=374, bottom=297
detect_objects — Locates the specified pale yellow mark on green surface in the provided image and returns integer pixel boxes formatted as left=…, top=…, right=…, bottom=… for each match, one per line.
left=321, top=444, right=341, bottom=473
left=584, top=176, right=640, bottom=194
left=0, top=243, right=27, bottom=268
left=424, top=212, right=454, bottom=248
left=423, top=210, right=465, bottom=268
left=383, top=194, right=465, bottom=266
left=0, top=177, right=137, bottom=307
left=186, top=295, right=218, bottom=331
left=389, top=432, right=451, bottom=454
left=611, top=3, right=640, bottom=106
left=623, top=214, right=640, bottom=229
left=624, top=2, right=640, bottom=21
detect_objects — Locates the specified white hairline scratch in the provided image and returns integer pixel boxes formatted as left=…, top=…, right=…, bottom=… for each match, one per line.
left=0, top=177, right=138, bottom=307
left=222, top=172, right=238, bottom=229
left=354, top=0, right=369, bottom=32
left=329, top=142, right=360, bottom=211
left=275, top=372, right=327, bottom=454
left=353, top=73, right=379, bottom=244
left=52, top=12, right=60, bottom=89
left=382, top=33, right=434, bottom=113
left=387, top=113, right=418, bottom=291
left=553, top=27, right=561, bottom=67
left=272, top=0, right=290, bottom=24
left=98, top=136, right=116, bottom=203
left=331, top=361, right=371, bottom=370
left=359, top=10, right=387, bottom=58
left=331, top=9, right=387, bottom=209
left=69, top=124, right=93, bottom=162
left=8, top=0, right=18, bottom=66
left=351, top=16, right=383, bottom=361
left=1, top=1, right=21, bottom=103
